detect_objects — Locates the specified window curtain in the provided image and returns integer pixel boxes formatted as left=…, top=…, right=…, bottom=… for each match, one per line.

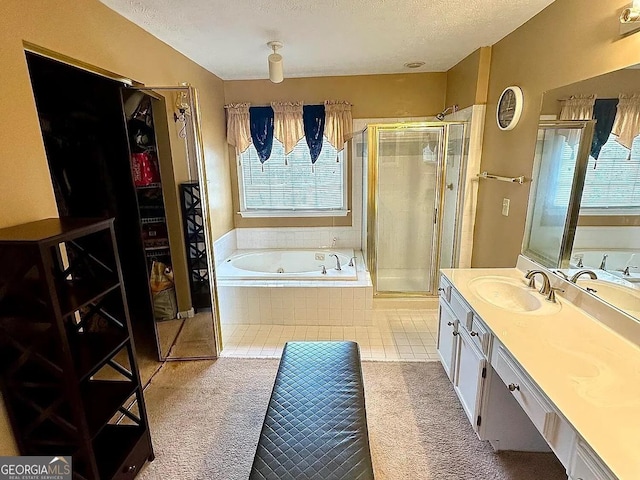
left=612, top=94, right=640, bottom=151
left=324, top=100, right=353, bottom=153
left=272, top=102, right=304, bottom=165
left=249, top=106, right=275, bottom=167
left=591, top=99, right=619, bottom=161
left=559, top=95, right=596, bottom=120
left=303, top=104, right=325, bottom=164
left=559, top=95, right=596, bottom=149
left=225, top=103, right=252, bottom=153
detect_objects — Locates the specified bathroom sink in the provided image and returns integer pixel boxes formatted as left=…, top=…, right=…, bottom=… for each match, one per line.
left=576, top=279, right=640, bottom=317
left=468, top=276, right=562, bottom=314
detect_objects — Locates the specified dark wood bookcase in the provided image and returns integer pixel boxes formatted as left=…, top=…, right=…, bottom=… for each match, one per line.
left=180, top=182, right=211, bottom=310
left=0, top=218, right=154, bottom=479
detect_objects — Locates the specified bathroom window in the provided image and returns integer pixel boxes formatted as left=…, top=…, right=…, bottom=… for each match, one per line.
left=237, top=137, right=347, bottom=217
left=555, top=133, right=640, bottom=213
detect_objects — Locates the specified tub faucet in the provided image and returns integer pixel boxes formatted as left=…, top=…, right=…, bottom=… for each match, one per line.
left=569, top=270, right=597, bottom=283
left=599, top=254, right=608, bottom=270
left=524, top=270, right=551, bottom=295
left=330, top=254, right=342, bottom=271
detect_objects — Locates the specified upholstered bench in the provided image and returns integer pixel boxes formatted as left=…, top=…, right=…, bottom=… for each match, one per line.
left=249, top=341, right=374, bottom=480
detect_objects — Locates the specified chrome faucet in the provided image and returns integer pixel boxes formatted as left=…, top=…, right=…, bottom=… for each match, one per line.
left=348, top=256, right=357, bottom=267
left=546, top=287, right=565, bottom=303
left=330, top=254, right=342, bottom=271
left=569, top=270, right=597, bottom=283
left=599, top=254, right=608, bottom=270
left=553, top=270, right=569, bottom=280
left=525, top=270, right=551, bottom=295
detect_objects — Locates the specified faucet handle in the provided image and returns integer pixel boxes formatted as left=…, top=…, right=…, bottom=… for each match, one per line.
left=320, top=265, right=327, bottom=275
left=622, top=266, right=638, bottom=276
left=546, top=287, right=564, bottom=303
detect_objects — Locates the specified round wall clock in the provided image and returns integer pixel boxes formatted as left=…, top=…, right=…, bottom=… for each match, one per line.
left=496, top=86, right=524, bottom=131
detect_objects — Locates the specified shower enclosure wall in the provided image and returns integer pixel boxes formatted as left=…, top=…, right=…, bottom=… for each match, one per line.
left=362, top=122, right=468, bottom=297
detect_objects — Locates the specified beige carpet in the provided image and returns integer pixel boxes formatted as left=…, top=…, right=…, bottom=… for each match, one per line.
left=138, top=359, right=566, bottom=480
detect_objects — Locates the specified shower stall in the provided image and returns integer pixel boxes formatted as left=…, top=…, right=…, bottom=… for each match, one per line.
left=361, top=122, right=468, bottom=296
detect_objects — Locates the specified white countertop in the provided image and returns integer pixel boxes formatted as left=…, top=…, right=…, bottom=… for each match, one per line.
left=441, top=267, right=640, bottom=480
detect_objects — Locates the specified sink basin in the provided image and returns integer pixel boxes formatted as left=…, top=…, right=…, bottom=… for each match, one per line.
left=575, top=279, right=640, bottom=317
left=468, top=276, right=562, bottom=314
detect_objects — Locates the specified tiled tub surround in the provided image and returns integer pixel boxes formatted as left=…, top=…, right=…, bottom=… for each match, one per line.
left=440, top=256, right=640, bottom=480
left=217, top=250, right=373, bottom=326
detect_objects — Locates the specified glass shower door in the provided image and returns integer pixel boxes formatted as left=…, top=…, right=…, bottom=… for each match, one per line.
left=374, top=125, right=444, bottom=294
left=439, top=124, right=466, bottom=270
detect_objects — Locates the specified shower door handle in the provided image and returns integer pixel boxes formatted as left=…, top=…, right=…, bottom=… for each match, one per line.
left=433, top=207, right=438, bottom=224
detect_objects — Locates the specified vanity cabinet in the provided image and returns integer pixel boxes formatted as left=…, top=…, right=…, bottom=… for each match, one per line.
left=437, top=272, right=619, bottom=480
left=438, top=280, right=488, bottom=435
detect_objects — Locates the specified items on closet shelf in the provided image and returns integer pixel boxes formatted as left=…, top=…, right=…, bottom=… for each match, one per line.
left=125, top=92, right=177, bottom=321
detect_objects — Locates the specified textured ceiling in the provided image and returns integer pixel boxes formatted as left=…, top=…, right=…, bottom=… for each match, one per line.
left=99, top=0, right=556, bottom=80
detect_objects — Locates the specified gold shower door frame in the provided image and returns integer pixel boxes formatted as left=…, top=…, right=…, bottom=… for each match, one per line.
left=366, top=122, right=466, bottom=297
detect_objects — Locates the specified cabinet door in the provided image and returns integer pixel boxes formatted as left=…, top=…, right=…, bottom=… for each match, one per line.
left=437, top=300, right=458, bottom=381
left=454, top=328, right=485, bottom=431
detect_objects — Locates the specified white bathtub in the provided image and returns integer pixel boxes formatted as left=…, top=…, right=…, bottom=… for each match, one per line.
left=216, top=249, right=357, bottom=281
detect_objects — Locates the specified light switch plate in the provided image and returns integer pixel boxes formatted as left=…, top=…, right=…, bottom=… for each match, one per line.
left=502, top=198, right=510, bottom=216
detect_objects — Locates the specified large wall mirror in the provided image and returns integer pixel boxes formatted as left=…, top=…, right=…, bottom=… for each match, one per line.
left=522, top=64, right=640, bottom=320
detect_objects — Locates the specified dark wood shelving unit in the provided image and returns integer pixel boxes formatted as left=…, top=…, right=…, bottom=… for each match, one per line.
left=180, top=182, right=211, bottom=310
left=0, top=218, right=154, bottom=479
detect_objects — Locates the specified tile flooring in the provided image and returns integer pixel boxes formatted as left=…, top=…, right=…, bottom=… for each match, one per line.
left=220, top=307, right=440, bottom=361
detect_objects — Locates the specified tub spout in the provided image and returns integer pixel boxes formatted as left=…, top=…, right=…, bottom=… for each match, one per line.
left=330, top=254, right=342, bottom=271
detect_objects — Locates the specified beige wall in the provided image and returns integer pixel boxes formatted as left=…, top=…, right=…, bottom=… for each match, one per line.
left=224, top=73, right=447, bottom=227
left=0, top=0, right=233, bottom=455
left=224, top=73, right=447, bottom=119
left=472, top=0, right=640, bottom=267
left=445, top=47, right=492, bottom=109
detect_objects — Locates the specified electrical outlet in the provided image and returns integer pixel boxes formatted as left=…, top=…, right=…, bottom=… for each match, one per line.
left=502, top=198, right=510, bottom=216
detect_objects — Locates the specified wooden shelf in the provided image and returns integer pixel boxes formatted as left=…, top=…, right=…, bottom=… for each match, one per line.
left=82, top=380, right=138, bottom=438
left=57, top=278, right=121, bottom=318
left=69, top=333, right=129, bottom=382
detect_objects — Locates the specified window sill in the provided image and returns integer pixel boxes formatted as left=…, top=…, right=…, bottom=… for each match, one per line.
left=238, top=209, right=350, bottom=218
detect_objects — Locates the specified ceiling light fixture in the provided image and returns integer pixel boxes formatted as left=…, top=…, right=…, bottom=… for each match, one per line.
left=404, top=61, right=425, bottom=69
left=267, top=41, right=284, bottom=83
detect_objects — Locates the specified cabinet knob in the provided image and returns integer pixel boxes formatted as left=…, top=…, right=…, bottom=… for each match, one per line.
left=452, top=331, right=459, bottom=336
left=438, top=287, right=445, bottom=292
left=124, top=465, right=137, bottom=473
left=447, top=321, right=454, bottom=326
left=470, top=331, right=479, bottom=337
left=508, top=383, right=520, bottom=392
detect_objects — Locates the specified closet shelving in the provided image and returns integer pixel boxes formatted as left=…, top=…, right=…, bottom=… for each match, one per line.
left=0, top=218, right=154, bottom=479
left=124, top=94, right=174, bottom=274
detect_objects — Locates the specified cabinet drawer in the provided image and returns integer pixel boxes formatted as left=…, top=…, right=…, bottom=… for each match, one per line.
left=438, top=275, right=452, bottom=302
left=111, top=431, right=153, bottom=480
left=449, top=288, right=473, bottom=330
left=492, top=344, right=557, bottom=440
left=469, top=315, right=489, bottom=356
left=571, top=440, right=615, bottom=480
